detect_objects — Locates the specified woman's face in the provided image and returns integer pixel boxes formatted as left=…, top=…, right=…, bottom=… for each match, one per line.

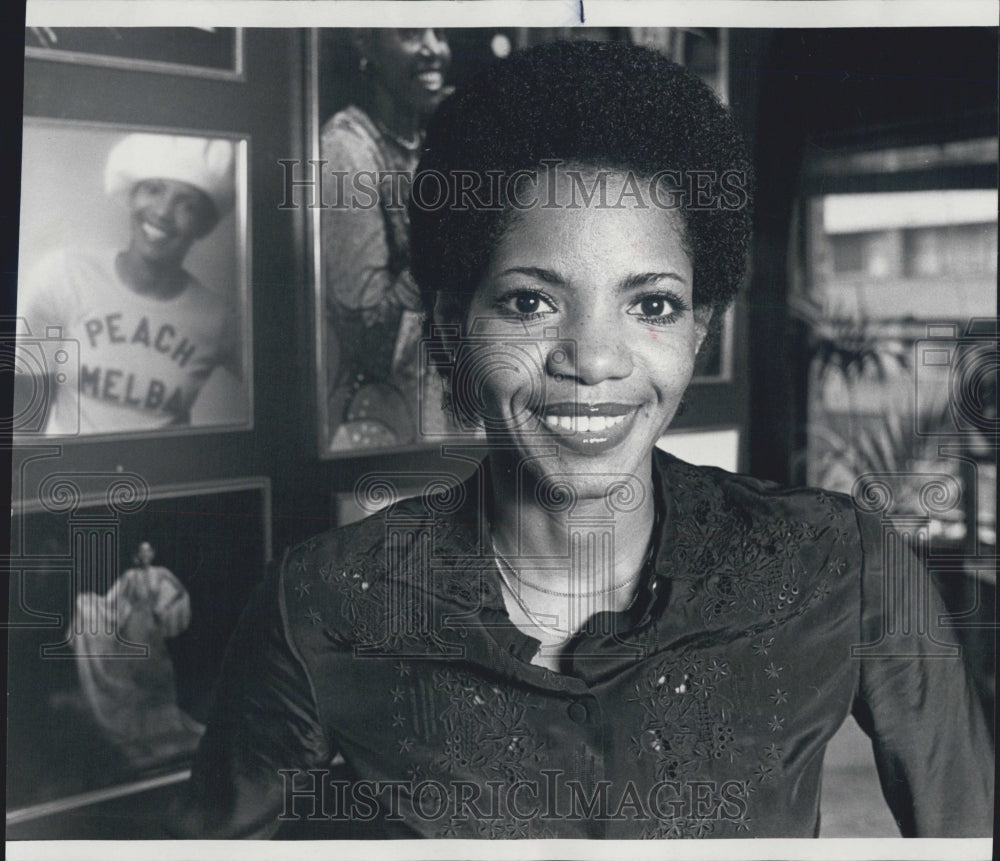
left=137, top=542, right=155, bottom=565
left=128, top=178, right=216, bottom=266
left=367, top=28, right=450, bottom=116
left=461, top=168, right=710, bottom=499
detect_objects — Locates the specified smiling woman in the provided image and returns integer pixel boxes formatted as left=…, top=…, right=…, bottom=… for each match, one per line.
left=176, top=40, right=993, bottom=840
left=16, top=129, right=248, bottom=436
left=126, top=180, right=218, bottom=271
left=319, top=28, right=453, bottom=452
left=465, top=168, right=705, bottom=479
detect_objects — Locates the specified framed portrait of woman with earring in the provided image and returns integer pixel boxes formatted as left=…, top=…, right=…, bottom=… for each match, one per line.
left=309, top=27, right=465, bottom=457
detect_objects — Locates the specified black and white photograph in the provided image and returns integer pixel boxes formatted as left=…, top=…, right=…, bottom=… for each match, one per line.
left=6, top=477, right=271, bottom=835
left=5, top=3, right=997, bottom=859
left=15, top=120, right=251, bottom=438
left=311, top=27, right=458, bottom=455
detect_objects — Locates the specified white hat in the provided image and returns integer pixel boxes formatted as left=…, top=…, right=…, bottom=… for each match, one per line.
left=104, top=133, right=236, bottom=217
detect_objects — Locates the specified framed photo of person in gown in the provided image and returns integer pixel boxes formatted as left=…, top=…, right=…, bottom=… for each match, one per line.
left=5, top=477, right=271, bottom=827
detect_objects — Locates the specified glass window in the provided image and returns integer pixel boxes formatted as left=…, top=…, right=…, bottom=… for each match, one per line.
left=797, top=167, right=997, bottom=551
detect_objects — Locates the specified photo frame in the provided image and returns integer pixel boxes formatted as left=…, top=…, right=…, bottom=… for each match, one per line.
left=15, top=118, right=253, bottom=441
left=309, top=29, right=466, bottom=460
left=5, top=476, right=272, bottom=828
left=24, top=27, right=245, bottom=81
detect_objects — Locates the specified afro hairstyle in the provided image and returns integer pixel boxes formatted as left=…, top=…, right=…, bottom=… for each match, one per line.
left=409, top=38, right=754, bottom=330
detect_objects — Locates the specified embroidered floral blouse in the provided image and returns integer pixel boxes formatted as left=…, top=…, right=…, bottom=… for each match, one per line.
left=175, top=451, right=993, bottom=839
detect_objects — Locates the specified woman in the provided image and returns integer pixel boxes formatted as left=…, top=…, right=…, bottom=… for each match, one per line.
left=74, top=541, right=203, bottom=766
left=18, top=133, right=242, bottom=434
left=179, top=41, right=992, bottom=838
left=321, top=28, right=452, bottom=451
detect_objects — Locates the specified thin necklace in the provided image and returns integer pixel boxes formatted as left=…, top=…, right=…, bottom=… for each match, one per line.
left=492, top=549, right=571, bottom=640
left=374, top=119, right=421, bottom=152
left=491, top=542, right=643, bottom=598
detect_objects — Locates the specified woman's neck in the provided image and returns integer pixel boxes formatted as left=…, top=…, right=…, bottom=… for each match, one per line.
left=367, top=87, right=421, bottom=144
left=487, top=455, right=658, bottom=591
left=116, top=250, right=188, bottom=299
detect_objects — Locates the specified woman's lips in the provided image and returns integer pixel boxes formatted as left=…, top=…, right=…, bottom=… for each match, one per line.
left=534, top=403, right=641, bottom=453
left=543, top=412, right=629, bottom=434
left=416, top=70, right=444, bottom=91
left=140, top=221, right=173, bottom=243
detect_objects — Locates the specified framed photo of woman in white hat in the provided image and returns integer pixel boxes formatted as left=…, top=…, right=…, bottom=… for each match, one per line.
left=14, top=119, right=252, bottom=439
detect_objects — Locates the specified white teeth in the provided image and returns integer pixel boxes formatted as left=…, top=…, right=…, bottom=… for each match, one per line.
left=418, top=71, right=443, bottom=89
left=542, top=412, right=629, bottom=433
left=142, top=223, right=169, bottom=242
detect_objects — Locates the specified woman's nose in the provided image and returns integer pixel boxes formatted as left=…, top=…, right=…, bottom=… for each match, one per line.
left=545, top=320, right=633, bottom=386
left=148, top=191, right=174, bottom=221
left=419, top=29, right=449, bottom=59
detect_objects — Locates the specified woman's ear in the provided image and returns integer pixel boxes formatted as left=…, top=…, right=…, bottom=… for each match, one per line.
left=694, top=306, right=714, bottom=355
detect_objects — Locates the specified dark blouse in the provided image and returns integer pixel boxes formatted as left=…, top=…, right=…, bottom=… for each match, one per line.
left=175, top=451, right=993, bottom=838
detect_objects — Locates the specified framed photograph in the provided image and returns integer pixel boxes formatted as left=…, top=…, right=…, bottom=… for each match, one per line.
left=14, top=118, right=252, bottom=440
left=5, top=476, right=271, bottom=825
left=309, top=28, right=468, bottom=459
left=25, top=27, right=245, bottom=81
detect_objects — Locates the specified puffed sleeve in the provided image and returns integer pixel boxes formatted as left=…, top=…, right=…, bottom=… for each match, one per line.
left=851, top=509, right=994, bottom=836
left=169, top=555, right=336, bottom=838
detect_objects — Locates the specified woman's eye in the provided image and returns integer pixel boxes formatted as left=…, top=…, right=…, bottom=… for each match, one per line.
left=627, top=292, right=688, bottom=324
left=498, top=291, right=556, bottom=319
left=515, top=294, right=541, bottom=314
left=638, top=296, right=668, bottom=317
left=180, top=199, right=205, bottom=219
left=135, top=180, right=161, bottom=200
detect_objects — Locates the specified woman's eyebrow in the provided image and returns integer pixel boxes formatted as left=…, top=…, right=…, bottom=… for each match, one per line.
left=497, top=266, right=566, bottom=286
left=618, top=272, right=688, bottom=292
left=498, top=268, right=688, bottom=290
